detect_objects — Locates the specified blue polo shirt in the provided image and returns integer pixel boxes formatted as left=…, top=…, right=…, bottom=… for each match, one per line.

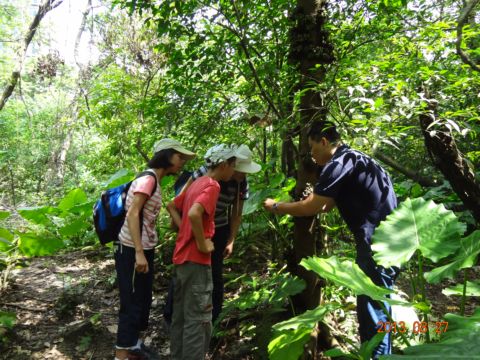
left=314, top=145, right=397, bottom=256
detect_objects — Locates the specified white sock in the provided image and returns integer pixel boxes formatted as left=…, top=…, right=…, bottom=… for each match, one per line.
left=130, top=338, right=142, bottom=350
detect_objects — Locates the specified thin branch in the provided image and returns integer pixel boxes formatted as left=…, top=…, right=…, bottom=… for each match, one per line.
left=372, top=148, right=437, bottom=187
left=74, top=0, right=92, bottom=69
left=456, top=0, right=480, bottom=72
left=0, top=0, right=64, bottom=112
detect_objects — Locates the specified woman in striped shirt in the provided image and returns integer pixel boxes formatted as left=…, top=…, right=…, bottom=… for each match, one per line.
left=115, top=138, right=195, bottom=360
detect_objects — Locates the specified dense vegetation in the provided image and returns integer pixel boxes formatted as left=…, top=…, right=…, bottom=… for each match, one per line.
left=1, top=0, right=480, bottom=358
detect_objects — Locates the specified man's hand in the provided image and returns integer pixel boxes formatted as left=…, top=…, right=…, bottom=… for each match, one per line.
left=224, top=241, right=234, bottom=258
left=135, top=251, right=149, bottom=273
left=198, top=238, right=215, bottom=253
left=263, top=198, right=276, bottom=212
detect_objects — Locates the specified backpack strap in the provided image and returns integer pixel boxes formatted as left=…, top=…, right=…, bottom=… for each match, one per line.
left=135, top=170, right=158, bottom=198
left=131, top=170, right=158, bottom=244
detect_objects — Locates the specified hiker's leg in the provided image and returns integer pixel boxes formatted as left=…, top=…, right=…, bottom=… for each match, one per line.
left=115, top=245, right=141, bottom=349
left=211, top=225, right=230, bottom=323
left=356, top=255, right=398, bottom=358
left=170, top=265, right=185, bottom=360
left=183, top=263, right=213, bottom=360
left=137, top=248, right=154, bottom=332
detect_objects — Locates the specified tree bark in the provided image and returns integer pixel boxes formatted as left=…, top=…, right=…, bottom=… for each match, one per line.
left=287, top=1, right=336, bottom=356
left=288, top=0, right=334, bottom=310
left=0, top=0, right=64, bottom=112
left=419, top=99, right=480, bottom=223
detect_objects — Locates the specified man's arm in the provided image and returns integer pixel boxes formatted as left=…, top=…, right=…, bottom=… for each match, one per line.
left=126, top=193, right=149, bottom=273
left=166, top=201, right=182, bottom=230
left=264, top=193, right=335, bottom=217
left=188, top=203, right=214, bottom=253
left=224, top=199, right=244, bottom=258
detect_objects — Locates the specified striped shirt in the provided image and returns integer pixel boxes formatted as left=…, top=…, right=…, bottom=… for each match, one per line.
left=192, top=166, right=249, bottom=228
left=118, top=170, right=162, bottom=249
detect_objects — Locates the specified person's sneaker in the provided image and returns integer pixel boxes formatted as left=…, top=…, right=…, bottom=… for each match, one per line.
left=128, top=343, right=160, bottom=360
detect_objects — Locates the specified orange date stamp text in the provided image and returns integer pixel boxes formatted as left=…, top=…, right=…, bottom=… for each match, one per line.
left=376, top=321, right=449, bottom=335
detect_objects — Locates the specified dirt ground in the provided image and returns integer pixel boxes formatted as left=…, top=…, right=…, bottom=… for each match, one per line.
left=0, top=248, right=171, bottom=360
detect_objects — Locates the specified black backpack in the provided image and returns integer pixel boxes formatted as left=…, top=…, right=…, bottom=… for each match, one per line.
left=93, top=171, right=157, bottom=245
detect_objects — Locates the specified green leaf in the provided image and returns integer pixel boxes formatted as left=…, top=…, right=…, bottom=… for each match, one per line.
left=58, top=189, right=88, bottom=212
left=269, top=276, right=306, bottom=304
left=424, top=230, right=480, bottom=284
left=372, top=198, right=465, bottom=268
left=0, top=210, right=10, bottom=221
left=18, top=233, right=64, bottom=257
left=268, top=327, right=311, bottom=360
left=18, top=207, right=55, bottom=226
left=324, top=348, right=356, bottom=358
left=0, top=227, right=14, bottom=251
left=272, top=303, right=340, bottom=332
left=301, top=256, right=407, bottom=306
left=270, top=173, right=285, bottom=188
left=68, top=201, right=95, bottom=215
left=442, top=281, right=480, bottom=297
left=0, top=311, right=16, bottom=329
left=58, top=219, right=91, bottom=237
left=103, top=169, right=134, bottom=188
left=360, top=332, right=388, bottom=358
left=243, top=188, right=272, bottom=215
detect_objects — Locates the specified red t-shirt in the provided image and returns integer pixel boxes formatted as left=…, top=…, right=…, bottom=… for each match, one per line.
left=172, top=176, right=220, bottom=265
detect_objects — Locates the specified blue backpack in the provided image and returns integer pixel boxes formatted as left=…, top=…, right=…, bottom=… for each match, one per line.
left=93, top=171, right=157, bottom=245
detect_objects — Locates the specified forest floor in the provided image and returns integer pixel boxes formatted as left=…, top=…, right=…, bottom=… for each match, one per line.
left=0, top=247, right=479, bottom=360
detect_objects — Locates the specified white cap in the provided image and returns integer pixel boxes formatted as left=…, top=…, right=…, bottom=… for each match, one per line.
left=234, top=145, right=261, bottom=173
left=204, top=144, right=247, bottom=166
left=153, top=138, right=196, bottom=160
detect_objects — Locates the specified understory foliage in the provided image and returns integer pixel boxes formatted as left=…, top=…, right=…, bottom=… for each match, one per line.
left=1, top=0, right=480, bottom=357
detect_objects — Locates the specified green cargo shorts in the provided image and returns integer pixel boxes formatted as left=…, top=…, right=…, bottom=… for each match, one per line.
left=170, top=262, right=213, bottom=360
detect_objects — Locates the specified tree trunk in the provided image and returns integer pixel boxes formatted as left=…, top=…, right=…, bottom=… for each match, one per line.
left=288, top=0, right=334, bottom=310
left=287, top=1, right=336, bottom=357
left=420, top=99, right=480, bottom=223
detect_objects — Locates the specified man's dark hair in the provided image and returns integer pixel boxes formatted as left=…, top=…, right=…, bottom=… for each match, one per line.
left=148, top=148, right=179, bottom=169
left=307, top=122, right=341, bottom=143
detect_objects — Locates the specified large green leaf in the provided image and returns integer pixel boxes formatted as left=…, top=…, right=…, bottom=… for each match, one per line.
left=268, top=327, right=311, bottom=360
left=17, top=207, right=56, bottom=226
left=424, top=230, right=480, bottom=284
left=0, top=227, right=14, bottom=252
left=300, top=256, right=407, bottom=306
left=242, top=188, right=272, bottom=215
left=442, top=281, right=480, bottom=297
left=0, top=210, right=10, bottom=221
left=18, top=233, right=64, bottom=257
left=268, top=304, right=340, bottom=360
left=372, top=198, right=465, bottom=268
left=380, top=308, right=480, bottom=359
left=272, top=303, right=340, bottom=332
left=58, top=189, right=88, bottom=212
left=103, top=169, right=134, bottom=189
left=68, top=201, right=95, bottom=216
left=58, top=219, right=91, bottom=237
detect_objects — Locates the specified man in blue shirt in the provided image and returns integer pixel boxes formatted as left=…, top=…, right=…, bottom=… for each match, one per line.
left=264, top=122, right=398, bottom=358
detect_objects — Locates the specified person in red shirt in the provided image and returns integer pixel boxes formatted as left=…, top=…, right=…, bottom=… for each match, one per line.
left=167, top=144, right=246, bottom=360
